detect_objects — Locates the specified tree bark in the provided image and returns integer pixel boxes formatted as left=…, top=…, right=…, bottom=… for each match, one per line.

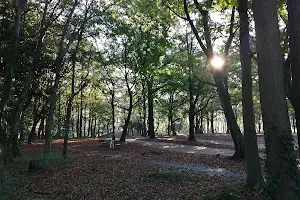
left=147, top=78, right=155, bottom=138
left=142, top=82, right=147, bottom=136
left=120, top=72, right=133, bottom=141
left=111, top=88, right=115, bottom=139
left=79, top=90, right=83, bottom=137
left=188, top=67, right=196, bottom=141
left=2, top=0, right=28, bottom=159
left=287, top=0, right=300, bottom=156
left=83, top=104, right=87, bottom=137
left=0, top=0, right=27, bottom=112
left=253, top=0, right=299, bottom=198
left=210, top=111, right=214, bottom=133
left=238, top=0, right=263, bottom=187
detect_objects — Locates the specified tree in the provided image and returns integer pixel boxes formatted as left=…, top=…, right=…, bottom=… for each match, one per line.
left=0, top=0, right=28, bottom=162
left=238, top=0, right=263, bottom=187
left=44, top=0, right=78, bottom=153
left=252, top=0, right=299, bottom=198
left=165, top=0, right=245, bottom=158
left=287, top=0, right=300, bottom=156
left=62, top=0, right=99, bottom=157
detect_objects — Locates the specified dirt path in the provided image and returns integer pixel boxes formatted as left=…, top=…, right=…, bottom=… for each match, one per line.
left=68, top=143, right=246, bottom=179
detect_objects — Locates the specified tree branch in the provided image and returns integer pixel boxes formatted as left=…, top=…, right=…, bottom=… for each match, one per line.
left=165, top=4, right=189, bottom=21
left=224, top=6, right=236, bottom=56
left=183, top=0, right=209, bottom=56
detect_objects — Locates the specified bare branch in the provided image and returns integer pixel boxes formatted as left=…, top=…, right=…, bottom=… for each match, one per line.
left=183, top=0, right=209, bottom=56
left=165, top=4, right=189, bottom=21
left=224, top=6, right=236, bottom=56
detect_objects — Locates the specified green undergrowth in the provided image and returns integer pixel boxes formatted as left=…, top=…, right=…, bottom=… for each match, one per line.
left=146, top=171, right=191, bottom=183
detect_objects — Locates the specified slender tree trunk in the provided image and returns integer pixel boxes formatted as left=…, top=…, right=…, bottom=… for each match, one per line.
left=111, top=89, right=115, bottom=139
left=206, top=113, right=209, bottom=134
left=83, top=104, right=87, bottom=137
left=120, top=73, right=133, bottom=141
left=253, top=0, right=299, bottom=198
left=88, top=117, right=91, bottom=137
left=120, top=105, right=132, bottom=141
left=28, top=118, right=40, bottom=144
left=195, top=116, right=201, bottom=134
left=38, top=118, right=44, bottom=139
left=44, top=0, right=78, bottom=153
left=258, top=115, right=262, bottom=133
left=76, top=103, right=80, bottom=137
left=142, top=83, right=147, bottom=136
left=71, top=116, right=75, bottom=138
left=57, top=91, right=62, bottom=138
left=188, top=70, right=196, bottom=141
left=93, top=119, right=96, bottom=138
left=79, top=91, right=83, bottom=137
left=147, top=79, right=155, bottom=138
left=3, top=0, right=28, bottom=159
left=287, top=0, right=300, bottom=157
left=292, top=113, right=296, bottom=133
left=0, top=0, right=27, bottom=112
left=238, top=0, right=263, bottom=187
left=200, top=112, right=203, bottom=134
left=63, top=97, right=73, bottom=157
left=210, top=111, right=214, bottom=133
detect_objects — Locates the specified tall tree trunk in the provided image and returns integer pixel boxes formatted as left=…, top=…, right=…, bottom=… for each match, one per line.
left=206, top=113, right=209, bottom=134
left=3, top=0, right=28, bottom=159
left=111, top=89, right=115, bottom=139
left=292, top=113, right=296, bottom=133
left=38, top=118, right=45, bottom=139
left=253, top=0, right=299, bottom=198
left=184, top=0, right=244, bottom=159
left=120, top=72, right=133, bottom=141
left=88, top=117, right=91, bottom=137
left=0, top=0, right=27, bottom=112
left=44, top=0, right=78, bottom=153
left=57, top=91, right=62, bottom=138
left=83, top=104, right=87, bottom=137
left=200, top=112, right=204, bottom=134
left=238, top=0, right=263, bottom=187
left=188, top=69, right=196, bottom=141
left=147, top=79, right=155, bottom=139
left=195, top=115, right=201, bottom=134
left=76, top=103, right=80, bottom=137
left=28, top=119, right=39, bottom=144
left=210, top=111, right=214, bottom=133
left=93, top=118, right=96, bottom=138
left=287, top=0, right=300, bottom=157
left=258, top=115, right=262, bottom=133
left=79, top=91, right=83, bottom=137
left=63, top=97, right=73, bottom=157
left=142, top=82, right=147, bottom=136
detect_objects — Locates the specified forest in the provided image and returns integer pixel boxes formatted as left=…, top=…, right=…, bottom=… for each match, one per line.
left=0, top=0, right=300, bottom=199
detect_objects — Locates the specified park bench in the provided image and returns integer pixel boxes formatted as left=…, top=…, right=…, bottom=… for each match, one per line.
left=99, top=139, right=122, bottom=149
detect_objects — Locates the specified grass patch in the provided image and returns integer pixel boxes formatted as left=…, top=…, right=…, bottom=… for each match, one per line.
left=146, top=171, right=190, bottom=183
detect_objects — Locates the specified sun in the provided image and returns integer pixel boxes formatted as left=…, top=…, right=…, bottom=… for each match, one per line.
left=210, top=55, right=225, bottom=70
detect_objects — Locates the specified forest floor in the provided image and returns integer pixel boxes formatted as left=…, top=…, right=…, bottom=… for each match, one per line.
left=0, top=138, right=261, bottom=200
